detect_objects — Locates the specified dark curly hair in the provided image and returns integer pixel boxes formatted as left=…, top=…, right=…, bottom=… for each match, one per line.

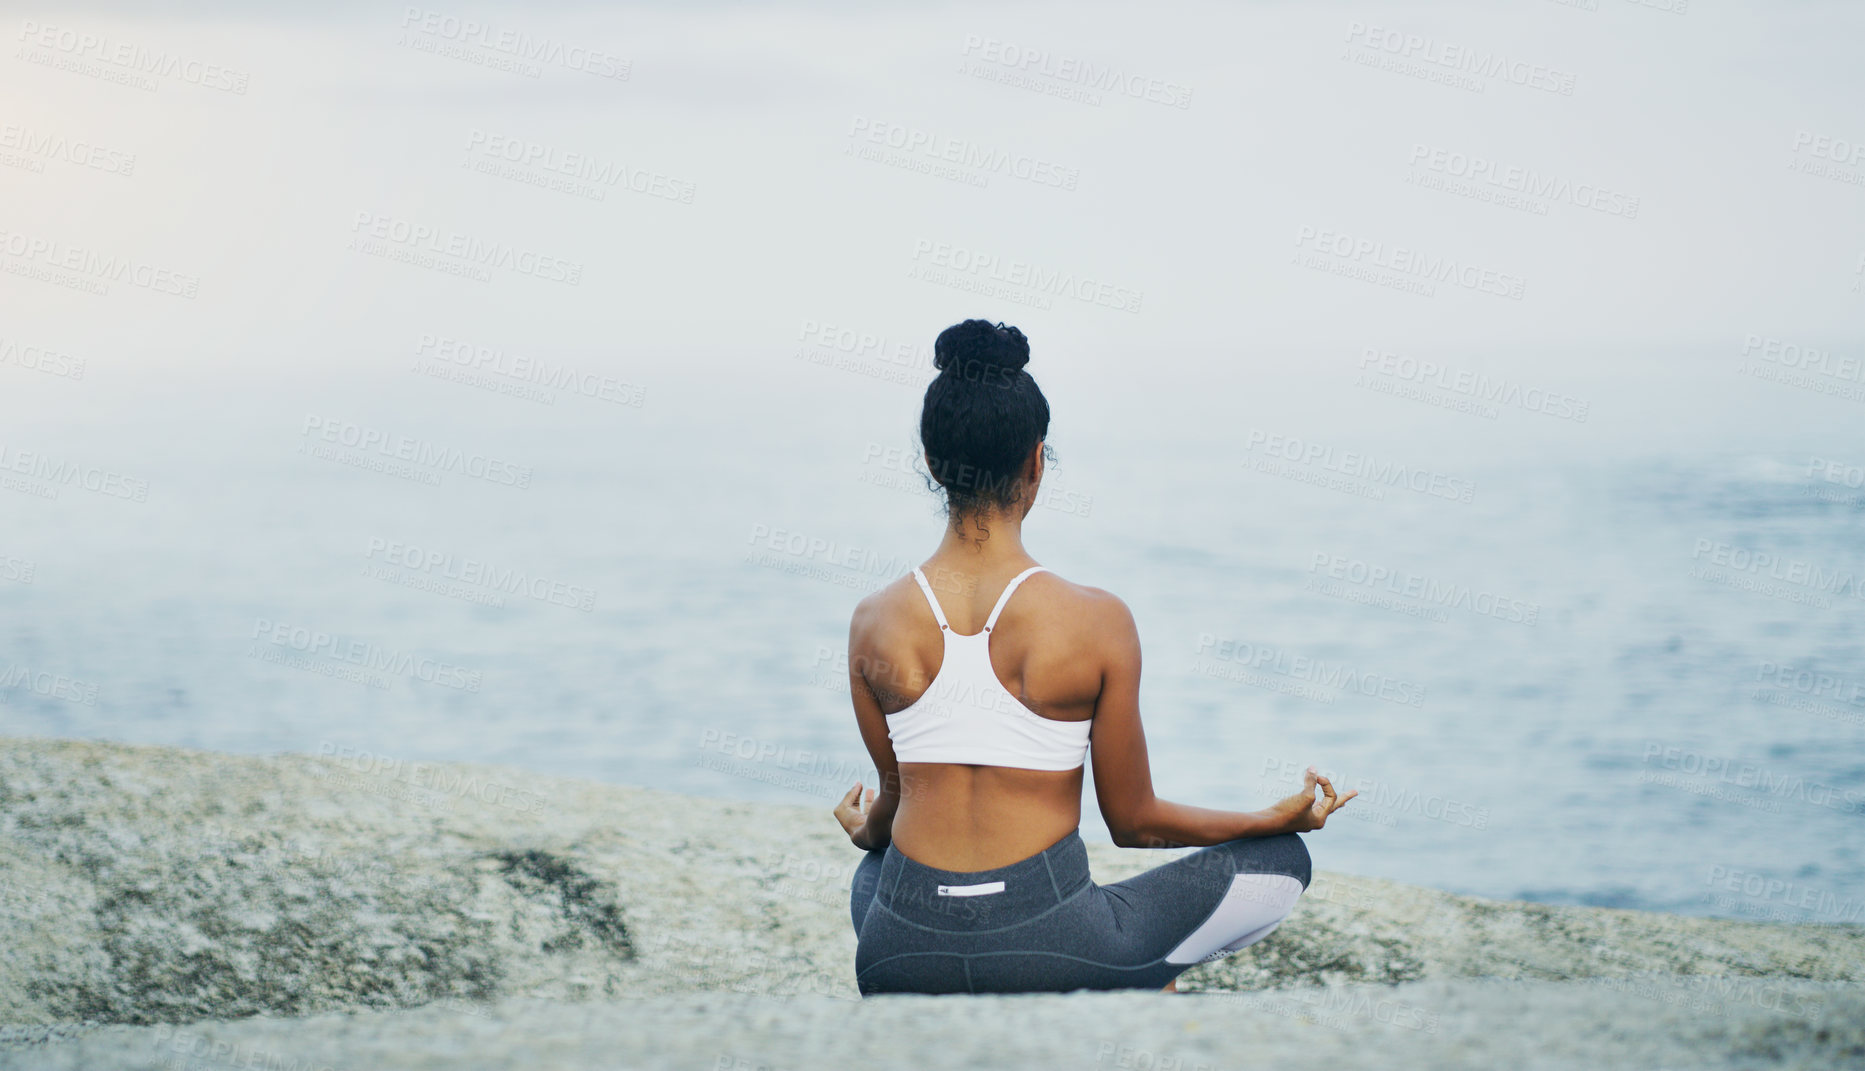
left=919, top=319, right=1052, bottom=520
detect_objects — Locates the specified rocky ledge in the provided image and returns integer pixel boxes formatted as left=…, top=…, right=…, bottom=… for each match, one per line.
left=0, top=737, right=1859, bottom=1070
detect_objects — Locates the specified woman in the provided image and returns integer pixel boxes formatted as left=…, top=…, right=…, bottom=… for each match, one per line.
left=833, top=318, right=1357, bottom=996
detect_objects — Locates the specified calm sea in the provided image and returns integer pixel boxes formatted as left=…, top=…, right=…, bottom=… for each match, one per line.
left=2, top=355, right=1861, bottom=925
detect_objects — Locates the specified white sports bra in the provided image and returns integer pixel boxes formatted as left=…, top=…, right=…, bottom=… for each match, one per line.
left=884, top=565, right=1092, bottom=771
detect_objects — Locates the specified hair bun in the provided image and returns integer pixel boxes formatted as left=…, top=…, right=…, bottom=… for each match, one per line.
left=933, top=319, right=1030, bottom=375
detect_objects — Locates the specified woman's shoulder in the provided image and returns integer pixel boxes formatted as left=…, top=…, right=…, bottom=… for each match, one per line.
left=1023, top=569, right=1135, bottom=632
left=849, top=565, right=1133, bottom=632
left=849, top=574, right=917, bottom=634
left=1022, top=566, right=1118, bottom=604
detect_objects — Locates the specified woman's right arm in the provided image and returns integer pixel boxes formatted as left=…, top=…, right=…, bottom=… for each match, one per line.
left=1086, top=592, right=1355, bottom=848
left=836, top=592, right=904, bottom=852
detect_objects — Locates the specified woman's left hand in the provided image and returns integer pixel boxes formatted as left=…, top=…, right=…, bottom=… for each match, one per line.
left=834, top=781, right=875, bottom=846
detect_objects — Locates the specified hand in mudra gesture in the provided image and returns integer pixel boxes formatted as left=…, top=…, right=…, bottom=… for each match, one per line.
left=834, top=781, right=875, bottom=844
left=1270, top=766, right=1357, bottom=833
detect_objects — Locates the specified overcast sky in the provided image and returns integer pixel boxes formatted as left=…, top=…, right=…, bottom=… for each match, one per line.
left=3, top=0, right=1862, bottom=459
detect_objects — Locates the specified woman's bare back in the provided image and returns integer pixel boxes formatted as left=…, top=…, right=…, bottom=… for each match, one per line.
left=847, top=558, right=1114, bottom=870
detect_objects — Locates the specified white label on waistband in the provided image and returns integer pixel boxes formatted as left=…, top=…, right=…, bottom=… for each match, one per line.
left=936, top=881, right=1006, bottom=897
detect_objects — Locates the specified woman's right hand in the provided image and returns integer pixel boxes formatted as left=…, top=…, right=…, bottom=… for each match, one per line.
left=834, top=781, right=875, bottom=848
left=1269, top=766, right=1357, bottom=833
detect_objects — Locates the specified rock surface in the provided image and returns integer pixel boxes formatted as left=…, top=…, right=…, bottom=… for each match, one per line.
left=5, top=980, right=1864, bottom=1071
left=1, top=736, right=1861, bottom=1069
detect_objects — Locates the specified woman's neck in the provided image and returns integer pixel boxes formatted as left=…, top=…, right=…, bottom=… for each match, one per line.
left=933, top=510, right=1033, bottom=567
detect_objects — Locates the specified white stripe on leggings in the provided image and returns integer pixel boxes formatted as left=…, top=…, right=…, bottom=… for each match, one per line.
left=1163, top=873, right=1305, bottom=965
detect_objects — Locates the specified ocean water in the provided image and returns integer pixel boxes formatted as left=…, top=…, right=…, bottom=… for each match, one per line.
left=2, top=356, right=1860, bottom=925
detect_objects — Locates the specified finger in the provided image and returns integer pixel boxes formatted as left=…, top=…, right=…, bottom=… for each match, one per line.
left=865, top=788, right=876, bottom=806
left=1315, top=774, right=1337, bottom=802
left=1304, top=766, right=1319, bottom=791
left=1324, top=788, right=1357, bottom=816
left=839, top=782, right=862, bottom=807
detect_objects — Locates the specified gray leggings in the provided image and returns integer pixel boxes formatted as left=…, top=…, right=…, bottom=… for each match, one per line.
left=849, top=830, right=1310, bottom=995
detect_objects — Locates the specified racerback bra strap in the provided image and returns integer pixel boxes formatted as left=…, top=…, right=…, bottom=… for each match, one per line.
left=910, top=568, right=951, bottom=630
left=984, top=566, right=1049, bottom=632
left=889, top=563, right=1083, bottom=772
left=912, top=565, right=1050, bottom=634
